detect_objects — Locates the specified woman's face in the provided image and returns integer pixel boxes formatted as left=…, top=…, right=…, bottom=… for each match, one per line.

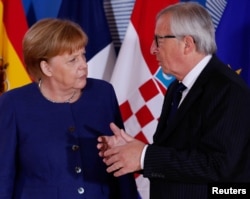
left=46, top=48, right=88, bottom=90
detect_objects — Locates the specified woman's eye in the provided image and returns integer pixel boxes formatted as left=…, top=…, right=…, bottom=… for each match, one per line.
left=70, top=58, right=76, bottom=62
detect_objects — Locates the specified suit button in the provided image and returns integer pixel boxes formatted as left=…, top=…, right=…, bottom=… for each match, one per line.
left=72, top=145, right=79, bottom=151
left=78, top=187, right=84, bottom=194
left=75, top=166, right=82, bottom=174
left=68, top=126, right=75, bottom=133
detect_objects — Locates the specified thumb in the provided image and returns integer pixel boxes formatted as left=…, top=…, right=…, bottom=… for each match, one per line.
left=120, top=129, right=134, bottom=142
left=110, top=122, right=122, bottom=136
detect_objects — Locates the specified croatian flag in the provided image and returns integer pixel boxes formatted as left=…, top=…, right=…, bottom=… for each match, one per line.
left=110, top=0, right=178, bottom=198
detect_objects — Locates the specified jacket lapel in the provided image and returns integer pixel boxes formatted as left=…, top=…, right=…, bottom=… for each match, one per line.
left=153, top=80, right=178, bottom=141
left=153, top=55, right=218, bottom=143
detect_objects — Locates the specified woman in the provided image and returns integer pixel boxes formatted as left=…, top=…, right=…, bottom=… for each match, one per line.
left=0, top=18, right=138, bottom=199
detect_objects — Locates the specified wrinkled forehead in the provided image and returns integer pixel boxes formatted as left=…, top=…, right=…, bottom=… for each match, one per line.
left=155, top=13, right=172, bottom=34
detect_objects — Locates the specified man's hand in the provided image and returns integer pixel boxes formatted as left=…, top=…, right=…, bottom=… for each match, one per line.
left=97, top=122, right=129, bottom=157
left=97, top=122, right=146, bottom=177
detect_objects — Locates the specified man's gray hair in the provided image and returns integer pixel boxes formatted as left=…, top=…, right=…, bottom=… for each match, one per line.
left=157, top=2, right=217, bottom=54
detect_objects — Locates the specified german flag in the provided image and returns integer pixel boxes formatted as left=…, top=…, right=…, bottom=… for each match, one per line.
left=0, top=0, right=31, bottom=95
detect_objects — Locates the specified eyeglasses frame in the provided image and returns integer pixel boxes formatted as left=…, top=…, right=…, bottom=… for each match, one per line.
left=154, top=35, right=176, bottom=47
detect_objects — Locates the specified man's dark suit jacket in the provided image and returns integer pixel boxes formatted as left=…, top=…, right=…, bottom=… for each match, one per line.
left=143, top=55, right=250, bottom=199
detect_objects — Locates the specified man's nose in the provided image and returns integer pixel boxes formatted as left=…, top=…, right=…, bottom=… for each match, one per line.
left=150, top=40, right=158, bottom=55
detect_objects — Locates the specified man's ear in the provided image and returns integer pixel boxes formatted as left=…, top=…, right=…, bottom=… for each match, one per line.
left=183, top=35, right=195, bottom=54
left=40, top=60, right=52, bottom=76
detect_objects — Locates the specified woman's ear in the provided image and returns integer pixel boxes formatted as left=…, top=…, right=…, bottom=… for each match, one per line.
left=40, top=60, right=52, bottom=77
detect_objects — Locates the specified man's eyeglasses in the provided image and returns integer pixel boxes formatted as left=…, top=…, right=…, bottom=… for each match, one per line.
left=154, top=35, right=176, bottom=47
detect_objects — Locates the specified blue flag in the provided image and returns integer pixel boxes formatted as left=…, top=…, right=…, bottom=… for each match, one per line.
left=57, top=0, right=112, bottom=62
left=183, top=0, right=250, bottom=86
left=57, top=0, right=116, bottom=81
left=215, top=0, right=250, bottom=86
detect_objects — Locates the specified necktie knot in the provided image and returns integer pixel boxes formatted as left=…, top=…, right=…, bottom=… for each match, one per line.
left=175, top=82, right=186, bottom=94
left=172, top=82, right=186, bottom=104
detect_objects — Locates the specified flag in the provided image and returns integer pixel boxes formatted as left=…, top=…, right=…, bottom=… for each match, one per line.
left=57, top=0, right=116, bottom=81
left=0, top=0, right=31, bottom=94
left=110, top=0, right=178, bottom=198
left=214, top=0, right=250, bottom=86
left=182, top=0, right=250, bottom=86
left=22, top=0, right=116, bottom=82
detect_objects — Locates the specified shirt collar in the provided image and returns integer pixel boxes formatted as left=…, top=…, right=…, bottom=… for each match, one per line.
left=182, top=54, right=212, bottom=90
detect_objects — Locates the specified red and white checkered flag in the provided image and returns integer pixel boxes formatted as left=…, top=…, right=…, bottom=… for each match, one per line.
left=110, top=0, right=178, bottom=198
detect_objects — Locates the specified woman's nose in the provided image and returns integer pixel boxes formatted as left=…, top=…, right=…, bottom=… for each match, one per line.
left=80, top=55, right=87, bottom=69
left=81, top=61, right=87, bottom=69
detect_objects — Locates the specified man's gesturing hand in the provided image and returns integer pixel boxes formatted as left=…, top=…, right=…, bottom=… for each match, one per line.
left=97, top=122, right=146, bottom=177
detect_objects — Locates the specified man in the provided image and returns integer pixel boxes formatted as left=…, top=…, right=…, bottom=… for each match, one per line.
left=97, top=2, right=250, bottom=199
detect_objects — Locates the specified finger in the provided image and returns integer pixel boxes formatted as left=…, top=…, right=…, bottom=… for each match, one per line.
left=120, top=129, right=133, bottom=142
left=103, top=150, right=119, bottom=166
left=98, top=150, right=105, bottom=158
left=102, top=156, right=110, bottom=163
left=99, top=151, right=111, bottom=159
left=97, top=136, right=108, bottom=143
left=96, top=143, right=103, bottom=150
left=102, top=147, right=125, bottom=168
left=97, top=145, right=108, bottom=157
left=113, top=167, right=128, bottom=177
left=106, top=162, right=123, bottom=173
left=103, top=146, right=120, bottom=158
left=110, top=122, right=122, bottom=136
left=97, top=141, right=108, bottom=150
left=97, top=136, right=103, bottom=142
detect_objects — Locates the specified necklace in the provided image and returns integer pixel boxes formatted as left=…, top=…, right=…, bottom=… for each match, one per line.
left=38, top=79, right=77, bottom=103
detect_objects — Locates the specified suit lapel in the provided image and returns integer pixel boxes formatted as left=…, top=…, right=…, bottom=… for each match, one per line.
left=153, top=80, right=178, bottom=141
left=153, top=56, right=218, bottom=143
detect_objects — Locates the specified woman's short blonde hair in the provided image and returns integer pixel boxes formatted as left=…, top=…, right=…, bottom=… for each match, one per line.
left=22, top=18, right=88, bottom=81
